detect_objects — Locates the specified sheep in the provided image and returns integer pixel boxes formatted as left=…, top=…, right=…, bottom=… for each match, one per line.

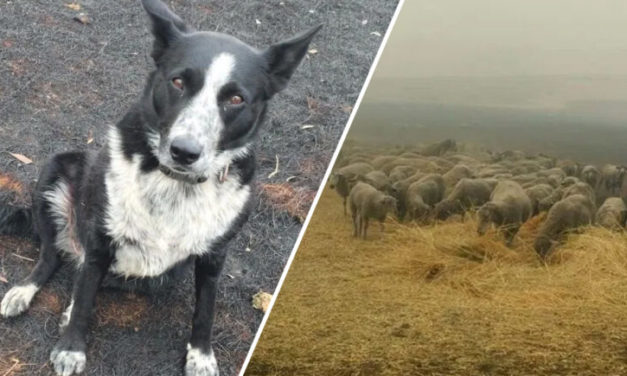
left=492, top=173, right=514, bottom=180
left=597, top=164, right=626, bottom=205
left=562, top=181, right=595, bottom=205
left=371, top=155, right=397, bottom=170
left=379, top=159, right=411, bottom=175
left=531, top=154, right=556, bottom=169
left=538, top=188, right=564, bottom=212
left=349, top=182, right=397, bottom=239
left=595, top=197, right=627, bottom=230
left=483, top=178, right=500, bottom=190
left=359, top=170, right=391, bottom=193
left=493, top=150, right=526, bottom=162
left=381, top=158, right=440, bottom=175
left=524, top=183, right=554, bottom=216
left=477, top=180, right=533, bottom=246
left=332, top=162, right=373, bottom=179
left=522, top=177, right=552, bottom=189
left=545, top=174, right=562, bottom=188
left=537, top=179, right=590, bottom=212
left=329, top=162, right=374, bottom=215
left=433, top=178, right=494, bottom=221
left=427, top=156, right=456, bottom=171
left=390, top=172, right=426, bottom=197
left=558, top=160, right=580, bottom=177
left=398, top=174, right=444, bottom=221
left=446, top=154, right=482, bottom=167
left=405, top=176, right=446, bottom=222
left=442, top=164, right=474, bottom=190
left=420, top=139, right=456, bottom=157
left=477, top=165, right=509, bottom=178
left=600, top=164, right=625, bottom=191
left=580, top=165, right=600, bottom=189
left=388, top=165, right=417, bottom=182
left=389, top=172, right=426, bottom=217
left=534, top=194, right=595, bottom=258
left=518, top=160, right=543, bottom=173
left=511, top=165, right=529, bottom=176
left=511, top=173, right=538, bottom=186
left=538, top=167, right=566, bottom=179
left=346, top=156, right=373, bottom=166
left=399, top=152, right=422, bottom=159
left=560, top=176, right=579, bottom=187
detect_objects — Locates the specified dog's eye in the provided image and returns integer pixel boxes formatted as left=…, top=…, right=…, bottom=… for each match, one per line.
left=229, top=95, right=243, bottom=105
left=172, top=77, right=184, bottom=90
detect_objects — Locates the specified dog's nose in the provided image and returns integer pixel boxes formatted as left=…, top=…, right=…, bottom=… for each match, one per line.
left=170, top=136, right=202, bottom=165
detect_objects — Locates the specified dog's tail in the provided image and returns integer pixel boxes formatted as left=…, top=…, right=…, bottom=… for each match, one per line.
left=0, top=204, right=34, bottom=239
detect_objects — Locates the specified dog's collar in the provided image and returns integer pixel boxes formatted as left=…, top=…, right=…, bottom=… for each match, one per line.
left=158, top=164, right=230, bottom=184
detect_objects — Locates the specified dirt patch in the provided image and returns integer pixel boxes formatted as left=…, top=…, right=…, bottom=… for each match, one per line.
left=7, top=60, right=30, bottom=78
left=260, top=184, right=316, bottom=223
left=298, top=157, right=326, bottom=177
left=0, top=355, right=26, bottom=376
left=26, top=82, right=64, bottom=111
left=0, top=236, right=33, bottom=259
left=0, top=173, right=24, bottom=195
left=32, top=289, right=63, bottom=315
left=96, top=292, right=149, bottom=327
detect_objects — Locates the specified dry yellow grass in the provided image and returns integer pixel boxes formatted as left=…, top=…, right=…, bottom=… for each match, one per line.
left=245, top=188, right=627, bottom=376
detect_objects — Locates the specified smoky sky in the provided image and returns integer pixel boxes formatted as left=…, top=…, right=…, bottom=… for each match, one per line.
left=361, top=0, right=627, bottom=110
left=351, top=0, right=627, bottom=161
left=375, top=0, right=627, bottom=78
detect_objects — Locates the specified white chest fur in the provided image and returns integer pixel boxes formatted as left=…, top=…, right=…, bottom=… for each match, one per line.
left=104, top=130, right=250, bottom=278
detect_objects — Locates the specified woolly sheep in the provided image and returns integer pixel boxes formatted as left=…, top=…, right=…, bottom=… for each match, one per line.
left=349, top=182, right=397, bottom=239
left=433, top=178, right=494, bottom=221
left=595, top=197, right=627, bottom=230
left=534, top=194, right=595, bottom=258
left=477, top=180, right=532, bottom=246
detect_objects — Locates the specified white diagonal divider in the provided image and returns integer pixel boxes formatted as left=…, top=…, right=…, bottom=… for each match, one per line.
left=237, top=1, right=408, bottom=374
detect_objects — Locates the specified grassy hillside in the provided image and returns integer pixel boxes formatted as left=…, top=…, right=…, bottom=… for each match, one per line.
left=246, top=188, right=627, bottom=376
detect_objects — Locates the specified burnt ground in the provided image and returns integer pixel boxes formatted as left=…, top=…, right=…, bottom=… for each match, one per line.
left=0, top=1, right=399, bottom=375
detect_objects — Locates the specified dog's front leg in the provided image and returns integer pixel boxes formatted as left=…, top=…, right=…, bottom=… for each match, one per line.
left=50, top=251, right=111, bottom=376
left=185, top=251, right=226, bottom=376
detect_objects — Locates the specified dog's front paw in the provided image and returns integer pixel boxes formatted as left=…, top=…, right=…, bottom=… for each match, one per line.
left=1, top=283, right=39, bottom=318
left=185, top=345, right=219, bottom=376
left=50, top=339, right=86, bottom=376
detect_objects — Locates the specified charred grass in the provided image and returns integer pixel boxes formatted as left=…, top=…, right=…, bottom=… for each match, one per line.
left=245, top=188, right=627, bottom=376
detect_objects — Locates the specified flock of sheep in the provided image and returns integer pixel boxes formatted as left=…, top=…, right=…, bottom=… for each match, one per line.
left=329, top=139, right=627, bottom=258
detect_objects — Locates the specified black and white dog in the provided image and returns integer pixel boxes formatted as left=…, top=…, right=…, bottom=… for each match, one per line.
left=0, top=0, right=320, bottom=375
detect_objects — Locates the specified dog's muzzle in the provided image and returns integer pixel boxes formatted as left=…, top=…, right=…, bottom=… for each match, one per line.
left=158, top=164, right=230, bottom=184
left=159, top=165, right=208, bottom=184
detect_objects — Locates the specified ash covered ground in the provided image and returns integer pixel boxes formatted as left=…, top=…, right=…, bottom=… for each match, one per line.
left=0, top=1, right=399, bottom=375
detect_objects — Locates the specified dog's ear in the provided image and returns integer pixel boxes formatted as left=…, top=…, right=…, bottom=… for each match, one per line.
left=263, top=24, right=323, bottom=96
left=141, top=0, right=192, bottom=61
